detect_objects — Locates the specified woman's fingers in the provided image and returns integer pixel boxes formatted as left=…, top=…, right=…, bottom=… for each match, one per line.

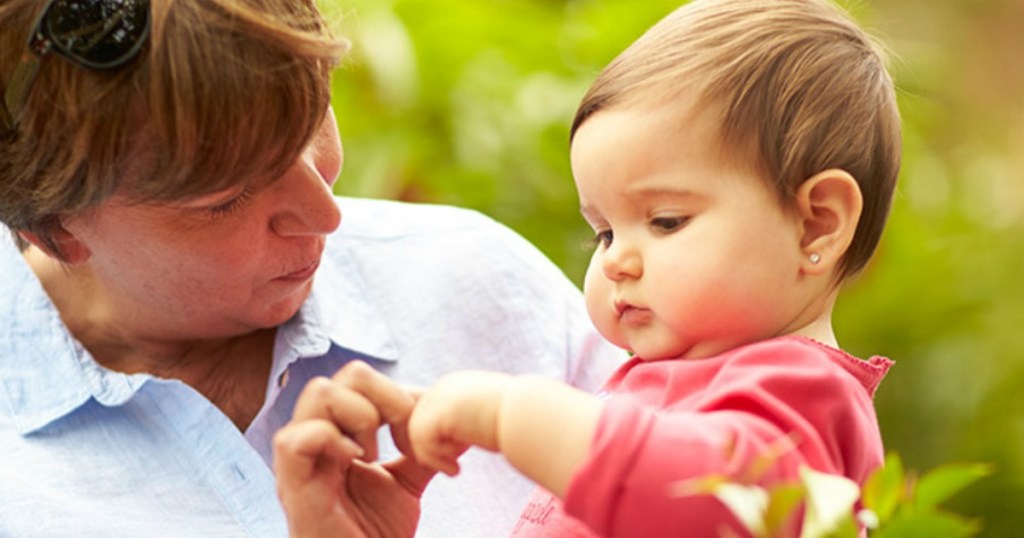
left=272, top=419, right=367, bottom=537
left=292, top=375, right=383, bottom=461
left=292, top=361, right=419, bottom=462
left=274, top=362, right=431, bottom=538
left=273, top=418, right=364, bottom=481
left=331, top=361, right=417, bottom=424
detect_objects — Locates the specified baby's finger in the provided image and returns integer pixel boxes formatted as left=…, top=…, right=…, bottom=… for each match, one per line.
left=403, top=385, right=426, bottom=402
left=415, top=445, right=463, bottom=477
left=407, top=417, right=469, bottom=478
left=389, top=385, right=427, bottom=459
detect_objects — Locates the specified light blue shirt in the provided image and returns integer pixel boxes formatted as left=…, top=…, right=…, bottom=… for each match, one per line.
left=0, top=197, right=623, bottom=537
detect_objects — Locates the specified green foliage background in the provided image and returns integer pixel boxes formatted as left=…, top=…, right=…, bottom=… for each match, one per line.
left=322, top=0, right=1024, bottom=534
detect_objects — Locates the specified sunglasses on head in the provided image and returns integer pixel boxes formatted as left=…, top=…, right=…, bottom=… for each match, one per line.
left=1, top=0, right=150, bottom=136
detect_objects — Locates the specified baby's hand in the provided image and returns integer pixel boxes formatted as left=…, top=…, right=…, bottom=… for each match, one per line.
left=407, top=370, right=514, bottom=476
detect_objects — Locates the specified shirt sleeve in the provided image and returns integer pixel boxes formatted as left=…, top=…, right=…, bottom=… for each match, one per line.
left=562, top=344, right=883, bottom=537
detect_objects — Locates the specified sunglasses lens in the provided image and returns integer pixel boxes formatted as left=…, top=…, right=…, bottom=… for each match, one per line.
left=41, top=0, right=149, bottom=69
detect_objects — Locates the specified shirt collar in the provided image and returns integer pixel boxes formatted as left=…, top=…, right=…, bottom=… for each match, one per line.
left=304, top=240, right=400, bottom=362
left=266, top=248, right=400, bottom=389
left=0, top=232, right=400, bottom=435
left=0, top=234, right=148, bottom=435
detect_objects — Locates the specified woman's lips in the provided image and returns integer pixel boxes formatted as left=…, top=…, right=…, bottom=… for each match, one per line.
left=276, top=261, right=319, bottom=282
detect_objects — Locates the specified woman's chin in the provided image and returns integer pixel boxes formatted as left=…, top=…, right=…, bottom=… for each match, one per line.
left=252, top=281, right=313, bottom=328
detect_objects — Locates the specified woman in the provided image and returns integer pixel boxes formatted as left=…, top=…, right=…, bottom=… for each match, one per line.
left=0, top=0, right=620, bottom=536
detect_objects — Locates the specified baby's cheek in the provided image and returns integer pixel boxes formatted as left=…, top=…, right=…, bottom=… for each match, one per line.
left=583, top=277, right=621, bottom=347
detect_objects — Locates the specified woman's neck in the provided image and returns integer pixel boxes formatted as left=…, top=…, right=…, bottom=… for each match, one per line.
left=24, top=246, right=276, bottom=430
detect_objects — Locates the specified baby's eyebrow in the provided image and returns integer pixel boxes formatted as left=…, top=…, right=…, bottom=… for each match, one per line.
left=578, top=204, right=600, bottom=223
left=623, top=183, right=698, bottom=198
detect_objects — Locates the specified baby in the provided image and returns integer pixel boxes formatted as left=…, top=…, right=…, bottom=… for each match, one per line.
left=407, top=0, right=901, bottom=536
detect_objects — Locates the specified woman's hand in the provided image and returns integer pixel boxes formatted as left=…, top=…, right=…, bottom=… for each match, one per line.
left=273, top=361, right=436, bottom=538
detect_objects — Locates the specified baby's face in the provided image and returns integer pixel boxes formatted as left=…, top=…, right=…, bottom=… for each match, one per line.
left=572, top=100, right=812, bottom=360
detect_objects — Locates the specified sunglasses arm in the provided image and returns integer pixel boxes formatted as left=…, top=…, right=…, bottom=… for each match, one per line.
left=2, top=51, right=44, bottom=133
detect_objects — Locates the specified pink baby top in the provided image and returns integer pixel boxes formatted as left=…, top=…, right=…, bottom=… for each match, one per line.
left=509, top=336, right=893, bottom=537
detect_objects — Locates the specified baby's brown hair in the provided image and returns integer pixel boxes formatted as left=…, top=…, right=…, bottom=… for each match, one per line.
left=572, top=0, right=901, bottom=279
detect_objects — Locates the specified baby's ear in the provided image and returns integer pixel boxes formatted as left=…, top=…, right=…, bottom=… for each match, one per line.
left=793, top=169, right=863, bottom=276
left=18, top=224, right=92, bottom=265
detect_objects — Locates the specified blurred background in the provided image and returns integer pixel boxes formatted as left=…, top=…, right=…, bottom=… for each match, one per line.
left=321, top=0, right=1024, bottom=534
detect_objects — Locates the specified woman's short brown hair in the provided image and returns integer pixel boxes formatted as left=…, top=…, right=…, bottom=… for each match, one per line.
left=571, top=0, right=901, bottom=280
left=0, top=0, right=347, bottom=255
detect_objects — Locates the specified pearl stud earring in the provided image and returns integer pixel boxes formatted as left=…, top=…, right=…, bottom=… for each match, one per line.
left=809, top=253, right=821, bottom=264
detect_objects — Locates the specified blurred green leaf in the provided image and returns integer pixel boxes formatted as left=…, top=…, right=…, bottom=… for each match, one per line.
left=764, top=484, right=803, bottom=537
left=872, top=511, right=981, bottom=538
left=912, top=462, right=993, bottom=511
left=862, top=453, right=906, bottom=524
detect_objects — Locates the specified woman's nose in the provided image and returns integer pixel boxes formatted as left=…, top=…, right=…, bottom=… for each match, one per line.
left=601, top=239, right=642, bottom=281
left=269, top=159, right=342, bottom=237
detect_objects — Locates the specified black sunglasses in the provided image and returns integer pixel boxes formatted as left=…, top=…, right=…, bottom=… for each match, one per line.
left=1, top=0, right=150, bottom=136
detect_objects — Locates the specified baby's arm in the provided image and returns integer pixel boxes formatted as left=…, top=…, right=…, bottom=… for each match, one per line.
left=408, top=371, right=601, bottom=498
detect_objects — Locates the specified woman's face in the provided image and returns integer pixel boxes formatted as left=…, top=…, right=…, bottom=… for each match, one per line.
left=60, top=112, right=344, bottom=341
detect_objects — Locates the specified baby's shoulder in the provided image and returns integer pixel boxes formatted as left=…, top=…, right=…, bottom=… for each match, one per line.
left=722, top=337, right=892, bottom=396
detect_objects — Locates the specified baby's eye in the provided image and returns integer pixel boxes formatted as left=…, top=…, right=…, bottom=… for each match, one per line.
left=650, top=216, right=688, bottom=233
left=589, top=229, right=613, bottom=248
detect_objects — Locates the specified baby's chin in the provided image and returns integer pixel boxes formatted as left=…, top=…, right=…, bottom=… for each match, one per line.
left=625, top=344, right=687, bottom=362
left=629, top=340, right=733, bottom=361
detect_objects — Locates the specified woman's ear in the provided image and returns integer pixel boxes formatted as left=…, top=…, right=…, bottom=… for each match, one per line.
left=18, top=224, right=92, bottom=265
left=793, top=169, right=863, bottom=276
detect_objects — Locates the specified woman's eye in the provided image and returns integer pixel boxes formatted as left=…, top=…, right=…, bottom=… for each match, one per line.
left=651, top=216, right=688, bottom=233
left=207, top=188, right=254, bottom=217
